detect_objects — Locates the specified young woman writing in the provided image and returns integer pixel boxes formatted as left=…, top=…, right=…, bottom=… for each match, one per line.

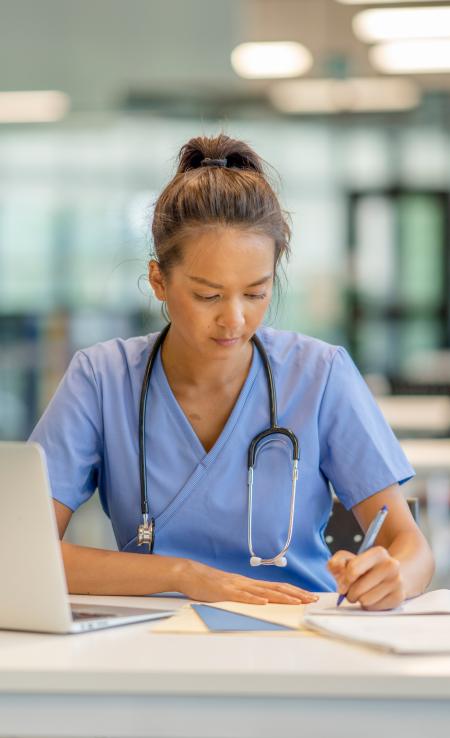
left=30, top=134, right=434, bottom=609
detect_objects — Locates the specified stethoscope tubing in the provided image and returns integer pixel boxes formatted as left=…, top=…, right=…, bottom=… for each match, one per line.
left=138, top=324, right=300, bottom=566
left=138, top=322, right=171, bottom=552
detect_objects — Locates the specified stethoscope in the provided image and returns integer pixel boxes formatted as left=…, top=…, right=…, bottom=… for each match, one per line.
left=137, top=323, right=300, bottom=567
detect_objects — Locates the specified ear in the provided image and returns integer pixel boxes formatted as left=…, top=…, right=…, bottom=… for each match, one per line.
left=148, top=260, right=166, bottom=301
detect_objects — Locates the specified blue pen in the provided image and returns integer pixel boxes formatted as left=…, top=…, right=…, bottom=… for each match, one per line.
left=336, top=504, right=389, bottom=607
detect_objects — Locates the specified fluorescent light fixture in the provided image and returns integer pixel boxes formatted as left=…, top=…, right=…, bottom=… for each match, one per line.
left=354, top=7, right=450, bottom=43
left=0, top=91, right=70, bottom=123
left=269, top=77, right=420, bottom=113
left=231, top=42, right=312, bottom=79
left=370, top=39, right=450, bottom=74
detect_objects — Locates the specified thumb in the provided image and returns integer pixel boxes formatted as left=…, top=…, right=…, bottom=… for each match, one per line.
left=327, top=550, right=355, bottom=574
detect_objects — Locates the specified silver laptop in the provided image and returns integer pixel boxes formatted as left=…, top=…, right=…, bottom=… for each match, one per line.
left=0, top=442, right=175, bottom=633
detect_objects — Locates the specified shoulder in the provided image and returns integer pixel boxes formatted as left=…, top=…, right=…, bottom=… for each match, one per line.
left=73, top=332, right=159, bottom=386
left=255, top=326, right=342, bottom=376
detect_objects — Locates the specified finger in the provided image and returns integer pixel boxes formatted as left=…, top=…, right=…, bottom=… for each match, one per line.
left=265, top=591, right=316, bottom=604
left=327, top=550, right=355, bottom=573
left=340, top=547, right=390, bottom=588
left=221, top=588, right=270, bottom=605
left=363, top=584, right=405, bottom=612
left=243, top=586, right=314, bottom=605
left=237, top=576, right=318, bottom=601
left=235, top=593, right=270, bottom=605
left=329, top=550, right=356, bottom=566
left=345, top=560, right=398, bottom=602
left=255, top=581, right=318, bottom=601
left=258, top=591, right=308, bottom=604
left=327, top=552, right=356, bottom=591
left=358, top=580, right=405, bottom=611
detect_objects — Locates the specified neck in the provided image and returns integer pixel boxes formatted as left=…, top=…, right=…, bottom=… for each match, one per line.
left=160, top=325, right=253, bottom=390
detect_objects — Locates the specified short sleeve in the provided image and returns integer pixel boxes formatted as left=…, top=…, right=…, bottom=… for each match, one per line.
left=318, top=347, right=415, bottom=510
left=29, top=350, right=103, bottom=512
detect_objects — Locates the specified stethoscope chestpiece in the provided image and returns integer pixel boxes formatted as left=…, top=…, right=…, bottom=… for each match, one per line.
left=274, top=556, right=287, bottom=567
left=137, top=515, right=155, bottom=552
left=250, top=555, right=287, bottom=567
left=250, top=556, right=262, bottom=567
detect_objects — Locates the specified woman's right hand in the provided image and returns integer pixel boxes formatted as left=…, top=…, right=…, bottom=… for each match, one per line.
left=174, top=558, right=319, bottom=605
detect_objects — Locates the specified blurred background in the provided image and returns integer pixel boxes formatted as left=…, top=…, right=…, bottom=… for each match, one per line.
left=1, top=0, right=449, bottom=584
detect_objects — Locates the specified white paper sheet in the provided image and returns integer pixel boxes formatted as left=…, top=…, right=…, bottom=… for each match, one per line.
left=303, top=613, right=450, bottom=654
left=306, top=589, right=450, bottom=616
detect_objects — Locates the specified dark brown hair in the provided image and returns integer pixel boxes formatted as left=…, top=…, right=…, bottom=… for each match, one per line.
left=151, top=134, right=291, bottom=292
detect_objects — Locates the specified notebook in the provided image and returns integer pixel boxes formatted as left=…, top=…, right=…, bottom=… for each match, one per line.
left=303, top=613, right=450, bottom=654
left=306, top=589, right=450, bottom=616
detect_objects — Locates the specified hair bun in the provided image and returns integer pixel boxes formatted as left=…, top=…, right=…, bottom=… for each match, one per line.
left=152, top=131, right=291, bottom=287
left=176, top=133, right=264, bottom=175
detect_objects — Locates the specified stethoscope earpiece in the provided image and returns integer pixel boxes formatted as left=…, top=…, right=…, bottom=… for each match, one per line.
left=249, top=555, right=288, bottom=567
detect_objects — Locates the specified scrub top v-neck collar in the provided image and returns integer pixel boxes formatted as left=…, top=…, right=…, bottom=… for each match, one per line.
left=152, top=336, right=262, bottom=467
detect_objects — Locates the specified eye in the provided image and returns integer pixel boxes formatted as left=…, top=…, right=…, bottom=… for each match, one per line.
left=194, top=293, right=219, bottom=301
left=246, top=293, right=267, bottom=300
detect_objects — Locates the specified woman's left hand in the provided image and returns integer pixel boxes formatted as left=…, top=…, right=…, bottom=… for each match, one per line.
left=327, top=546, right=406, bottom=611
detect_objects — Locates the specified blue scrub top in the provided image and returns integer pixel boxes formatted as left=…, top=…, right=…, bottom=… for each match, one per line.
left=29, top=326, right=415, bottom=592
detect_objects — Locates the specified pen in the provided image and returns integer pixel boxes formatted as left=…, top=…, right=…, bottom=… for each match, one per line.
left=336, top=504, right=389, bottom=607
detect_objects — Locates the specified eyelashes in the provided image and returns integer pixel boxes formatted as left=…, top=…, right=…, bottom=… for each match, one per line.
left=194, top=293, right=267, bottom=302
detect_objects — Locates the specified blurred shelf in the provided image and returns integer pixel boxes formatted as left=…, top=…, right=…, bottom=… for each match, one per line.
left=400, top=439, right=450, bottom=472
left=378, top=396, right=450, bottom=437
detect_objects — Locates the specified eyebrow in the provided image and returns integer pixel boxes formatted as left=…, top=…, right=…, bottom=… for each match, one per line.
left=187, top=273, right=273, bottom=289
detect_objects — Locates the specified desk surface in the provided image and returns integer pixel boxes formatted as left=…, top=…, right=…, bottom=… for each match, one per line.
left=3, top=595, right=450, bottom=738
left=1, top=594, right=450, bottom=699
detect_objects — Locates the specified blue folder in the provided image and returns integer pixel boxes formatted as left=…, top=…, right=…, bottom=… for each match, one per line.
left=191, top=604, right=294, bottom=632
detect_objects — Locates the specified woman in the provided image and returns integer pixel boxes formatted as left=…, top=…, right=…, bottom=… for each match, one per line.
left=30, top=134, right=434, bottom=609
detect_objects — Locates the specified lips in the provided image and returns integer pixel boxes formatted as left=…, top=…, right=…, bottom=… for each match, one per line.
left=212, top=337, right=240, bottom=345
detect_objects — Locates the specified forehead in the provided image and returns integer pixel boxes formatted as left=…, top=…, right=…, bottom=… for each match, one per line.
left=179, top=227, right=275, bottom=280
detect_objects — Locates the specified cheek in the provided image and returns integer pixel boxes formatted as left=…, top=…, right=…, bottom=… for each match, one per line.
left=243, top=297, right=271, bottom=329
left=253, top=292, right=272, bottom=315
left=171, top=293, right=209, bottom=323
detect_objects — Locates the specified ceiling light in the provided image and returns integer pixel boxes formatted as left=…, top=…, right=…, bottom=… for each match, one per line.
left=0, top=91, right=70, bottom=123
left=269, top=78, right=420, bottom=113
left=231, top=42, right=312, bottom=79
left=354, top=7, right=450, bottom=43
left=370, top=39, right=450, bottom=74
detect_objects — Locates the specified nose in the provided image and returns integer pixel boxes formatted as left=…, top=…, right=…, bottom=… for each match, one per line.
left=216, top=297, right=246, bottom=335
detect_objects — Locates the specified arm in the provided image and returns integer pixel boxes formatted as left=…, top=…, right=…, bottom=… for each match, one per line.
left=54, top=500, right=318, bottom=605
left=327, top=484, right=435, bottom=610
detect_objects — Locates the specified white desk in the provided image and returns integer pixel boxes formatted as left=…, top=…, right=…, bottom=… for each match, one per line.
left=2, top=595, right=450, bottom=738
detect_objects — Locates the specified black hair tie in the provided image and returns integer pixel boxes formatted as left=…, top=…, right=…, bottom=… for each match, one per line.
left=200, top=157, right=228, bottom=167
